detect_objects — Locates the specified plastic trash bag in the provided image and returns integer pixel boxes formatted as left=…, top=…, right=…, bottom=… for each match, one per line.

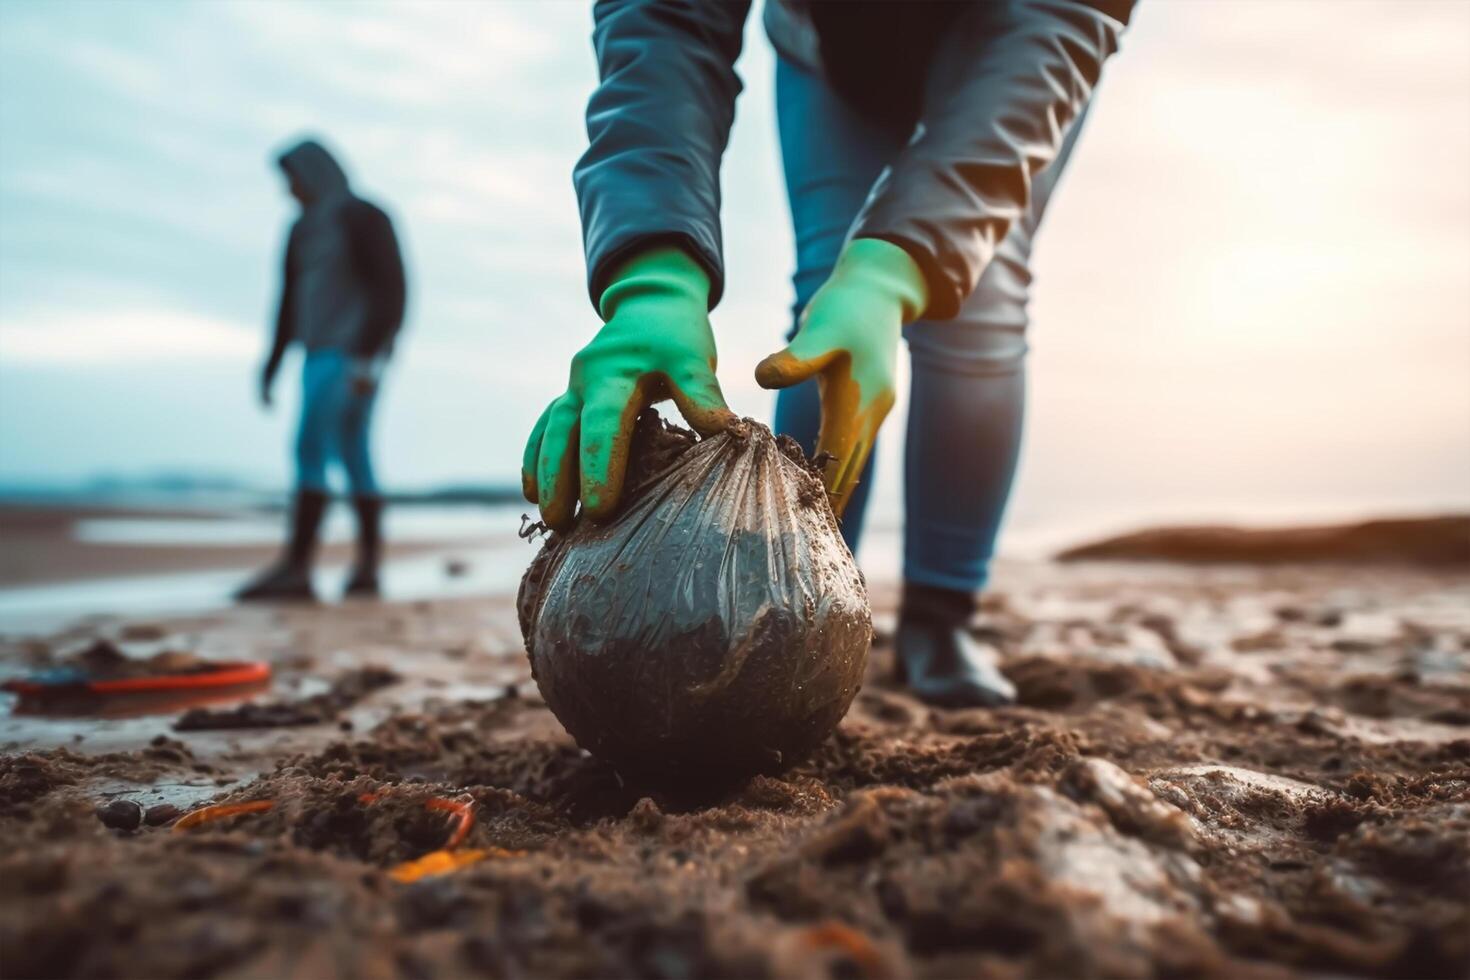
left=518, top=411, right=871, bottom=778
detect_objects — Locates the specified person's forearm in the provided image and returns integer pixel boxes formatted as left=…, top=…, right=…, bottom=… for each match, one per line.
left=573, top=0, right=752, bottom=311
left=854, top=0, right=1134, bottom=319
left=264, top=290, right=293, bottom=379
left=265, top=233, right=298, bottom=379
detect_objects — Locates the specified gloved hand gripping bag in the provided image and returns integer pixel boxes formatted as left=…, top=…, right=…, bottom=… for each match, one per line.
left=518, top=411, right=871, bottom=778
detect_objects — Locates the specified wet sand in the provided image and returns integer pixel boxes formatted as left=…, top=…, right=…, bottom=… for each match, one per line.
left=2, top=558, right=1467, bottom=978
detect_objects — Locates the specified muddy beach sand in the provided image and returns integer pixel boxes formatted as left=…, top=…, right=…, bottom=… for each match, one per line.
left=1, top=559, right=1467, bottom=979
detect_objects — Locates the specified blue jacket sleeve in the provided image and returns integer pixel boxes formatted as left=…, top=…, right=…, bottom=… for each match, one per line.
left=573, top=0, right=751, bottom=312
left=854, top=0, right=1136, bottom=319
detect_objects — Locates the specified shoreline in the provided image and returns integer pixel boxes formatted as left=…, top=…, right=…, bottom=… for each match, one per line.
left=0, top=501, right=522, bottom=590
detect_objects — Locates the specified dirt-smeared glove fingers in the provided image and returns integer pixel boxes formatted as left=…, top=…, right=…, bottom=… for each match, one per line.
left=529, top=392, right=582, bottom=531
left=820, top=386, right=894, bottom=516
left=521, top=404, right=549, bottom=504
left=754, top=238, right=927, bottom=515
left=753, top=332, right=836, bottom=390
left=577, top=376, right=639, bottom=523
left=577, top=362, right=736, bottom=523
left=521, top=246, right=732, bottom=529
left=666, top=362, right=738, bottom=439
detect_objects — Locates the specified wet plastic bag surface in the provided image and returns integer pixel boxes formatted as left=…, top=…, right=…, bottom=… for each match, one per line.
left=518, top=413, right=871, bottom=778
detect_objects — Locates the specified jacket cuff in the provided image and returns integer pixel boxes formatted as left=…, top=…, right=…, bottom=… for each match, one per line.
left=861, top=232, right=961, bottom=321
left=586, top=229, right=725, bottom=314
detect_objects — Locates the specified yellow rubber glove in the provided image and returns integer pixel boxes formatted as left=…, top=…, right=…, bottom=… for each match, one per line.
left=523, top=247, right=737, bottom=530
left=755, top=238, right=929, bottom=516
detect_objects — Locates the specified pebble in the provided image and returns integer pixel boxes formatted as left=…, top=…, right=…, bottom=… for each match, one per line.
left=144, top=803, right=181, bottom=826
left=96, top=799, right=143, bottom=831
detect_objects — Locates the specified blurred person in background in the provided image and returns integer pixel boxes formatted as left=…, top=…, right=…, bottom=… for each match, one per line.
left=238, top=138, right=407, bottom=602
left=525, top=0, right=1134, bottom=706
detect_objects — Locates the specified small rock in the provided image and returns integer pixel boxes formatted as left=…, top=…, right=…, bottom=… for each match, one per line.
left=96, top=799, right=143, bottom=831
left=144, top=803, right=181, bottom=826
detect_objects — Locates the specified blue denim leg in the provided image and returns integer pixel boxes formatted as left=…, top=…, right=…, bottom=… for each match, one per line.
left=295, top=350, right=347, bottom=493
left=340, top=377, right=379, bottom=497
left=901, top=113, right=1087, bottom=591
left=295, top=349, right=381, bottom=496
left=774, top=53, right=1090, bottom=586
left=900, top=323, right=1026, bottom=591
left=772, top=56, right=908, bottom=555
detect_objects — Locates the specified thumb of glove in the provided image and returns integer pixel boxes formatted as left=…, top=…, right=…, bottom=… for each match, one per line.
left=754, top=332, right=839, bottom=390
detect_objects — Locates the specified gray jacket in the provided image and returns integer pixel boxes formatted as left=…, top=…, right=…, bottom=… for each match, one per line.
left=574, top=0, right=1134, bottom=319
left=265, top=141, right=406, bottom=380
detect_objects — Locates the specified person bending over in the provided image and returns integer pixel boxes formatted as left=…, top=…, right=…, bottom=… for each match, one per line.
left=525, top=0, right=1134, bottom=705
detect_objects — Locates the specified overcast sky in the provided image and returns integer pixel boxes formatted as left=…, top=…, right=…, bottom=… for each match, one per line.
left=1, top=0, right=1467, bottom=537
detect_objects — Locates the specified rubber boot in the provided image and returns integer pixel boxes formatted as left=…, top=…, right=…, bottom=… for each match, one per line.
left=343, top=495, right=383, bottom=597
left=894, top=582, right=1016, bottom=708
left=235, top=488, right=328, bottom=602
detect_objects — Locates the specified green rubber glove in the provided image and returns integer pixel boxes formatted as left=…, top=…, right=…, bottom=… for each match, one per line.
left=523, top=246, right=737, bottom=530
left=755, top=238, right=928, bottom=516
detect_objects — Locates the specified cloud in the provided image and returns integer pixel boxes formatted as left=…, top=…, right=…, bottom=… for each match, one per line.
left=0, top=309, right=258, bottom=365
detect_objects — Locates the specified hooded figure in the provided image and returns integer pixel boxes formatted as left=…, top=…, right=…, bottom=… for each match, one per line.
left=238, top=137, right=407, bottom=603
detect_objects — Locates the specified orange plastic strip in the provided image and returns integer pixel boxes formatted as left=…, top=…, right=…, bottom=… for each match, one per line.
left=172, top=793, right=477, bottom=870
left=172, top=799, right=275, bottom=831
left=425, top=797, right=475, bottom=849
left=387, top=846, right=525, bottom=883
left=798, top=921, right=886, bottom=974
left=361, top=792, right=474, bottom=849
left=87, top=661, right=271, bottom=694
left=5, top=661, right=271, bottom=697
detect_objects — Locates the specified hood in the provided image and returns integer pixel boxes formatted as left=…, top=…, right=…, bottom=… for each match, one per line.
left=277, top=138, right=349, bottom=203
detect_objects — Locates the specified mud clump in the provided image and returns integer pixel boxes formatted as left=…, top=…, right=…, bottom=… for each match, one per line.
left=174, top=666, right=398, bottom=730
left=34, top=639, right=215, bottom=681
left=519, top=411, right=871, bottom=780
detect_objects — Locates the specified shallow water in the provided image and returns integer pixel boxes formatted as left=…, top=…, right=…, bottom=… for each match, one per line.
left=0, top=504, right=535, bottom=633
left=73, top=505, right=521, bottom=547
left=0, top=545, right=530, bottom=634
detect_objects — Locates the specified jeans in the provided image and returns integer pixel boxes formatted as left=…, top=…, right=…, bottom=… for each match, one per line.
left=772, top=57, right=1085, bottom=592
left=296, top=349, right=378, bottom=496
